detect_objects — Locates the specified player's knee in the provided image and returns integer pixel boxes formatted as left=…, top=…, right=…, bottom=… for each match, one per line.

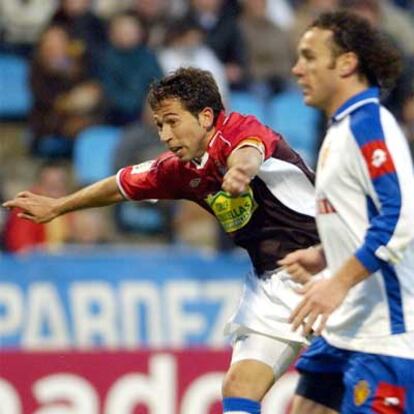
left=222, top=370, right=252, bottom=398
left=222, top=368, right=272, bottom=400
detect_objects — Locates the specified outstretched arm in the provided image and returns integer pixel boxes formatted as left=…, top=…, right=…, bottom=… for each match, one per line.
left=222, top=142, right=263, bottom=196
left=2, top=176, right=123, bottom=223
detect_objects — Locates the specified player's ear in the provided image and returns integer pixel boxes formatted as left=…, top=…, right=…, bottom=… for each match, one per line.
left=199, top=107, right=214, bottom=130
left=338, top=52, right=358, bottom=78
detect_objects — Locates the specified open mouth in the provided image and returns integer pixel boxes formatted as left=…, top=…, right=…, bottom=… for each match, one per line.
left=170, top=146, right=184, bottom=156
left=299, top=84, right=311, bottom=95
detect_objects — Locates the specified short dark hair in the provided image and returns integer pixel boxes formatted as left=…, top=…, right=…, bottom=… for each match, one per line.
left=310, top=11, right=402, bottom=92
left=147, top=67, right=225, bottom=125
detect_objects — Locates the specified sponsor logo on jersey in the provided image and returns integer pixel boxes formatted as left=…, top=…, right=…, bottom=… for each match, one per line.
left=373, top=382, right=406, bottom=412
left=205, top=187, right=257, bottom=233
left=354, top=380, right=370, bottom=406
left=131, top=161, right=154, bottom=174
left=384, top=397, right=400, bottom=407
left=317, top=198, right=336, bottom=214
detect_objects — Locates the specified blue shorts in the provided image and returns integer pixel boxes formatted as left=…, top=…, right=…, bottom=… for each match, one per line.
left=342, top=352, right=414, bottom=413
left=296, top=336, right=350, bottom=374
left=296, top=337, right=414, bottom=413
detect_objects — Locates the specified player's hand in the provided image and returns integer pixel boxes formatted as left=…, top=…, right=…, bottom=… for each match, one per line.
left=278, top=246, right=326, bottom=276
left=289, top=276, right=350, bottom=336
left=2, top=191, right=60, bottom=223
left=282, top=262, right=313, bottom=284
left=222, top=166, right=251, bottom=196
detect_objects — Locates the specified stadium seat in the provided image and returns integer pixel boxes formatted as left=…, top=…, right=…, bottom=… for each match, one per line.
left=266, top=87, right=319, bottom=166
left=114, top=202, right=167, bottom=235
left=31, top=135, right=74, bottom=159
left=228, top=91, right=266, bottom=123
left=0, top=54, right=31, bottom=118
left=74, top=125, right=121, bottom=185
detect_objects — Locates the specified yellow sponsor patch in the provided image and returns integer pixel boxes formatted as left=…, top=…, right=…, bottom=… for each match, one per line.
left=354, top=380, right=370, bottom=406
left=205, top=187, right=257, bottom=233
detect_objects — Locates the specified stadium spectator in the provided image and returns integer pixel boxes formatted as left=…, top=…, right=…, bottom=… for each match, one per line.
left=184, top=0, right=249, bottom=89
left=0, top=0, right=57, bottom=55
left=98, top=12, right=163, bottom=125
left=289, top=0, right=339, bottom=48
left=113, top=104, right=165, bottom=172
left=266, top=0, right=295, bottom=30
left=341, top=0, right=414, bottom=122
left=128, top=0, right=172, bottom=48
left=50, top=0, right=107, bottom=73
left=380, top=0, right=414, bottom=58
left=3, top=161, right=74, bottom=253
left=28, top=25, right=104, bottom=158
left=70, top=209, right=112, bottom=245
left=92, top=0, right=132, bottom=19
left=401, top=88, right=414, bottom=160
left=240, top=0, right=294, bottom=95
left=341, top=0, right=414, bottom=58
left=112, top=102, right=173, bottom=238
left=157, top=19, right=229, bottom=102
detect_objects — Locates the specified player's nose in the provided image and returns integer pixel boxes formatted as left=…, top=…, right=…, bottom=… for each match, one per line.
left=159, top=125, right=173, bottom=143
left=292, top=59, right=304, bottom=77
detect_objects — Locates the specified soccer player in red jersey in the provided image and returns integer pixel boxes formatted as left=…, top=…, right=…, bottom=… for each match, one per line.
left=4, top=68, right=328, bottom=413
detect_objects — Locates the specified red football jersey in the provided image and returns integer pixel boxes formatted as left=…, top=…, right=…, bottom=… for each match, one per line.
left=117, top=112, right=319, bottom=275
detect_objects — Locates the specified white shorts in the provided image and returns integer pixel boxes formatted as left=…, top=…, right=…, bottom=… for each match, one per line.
left=224, top=268, right=309, bottom=344
left=230, top=328, right=303, bottom=378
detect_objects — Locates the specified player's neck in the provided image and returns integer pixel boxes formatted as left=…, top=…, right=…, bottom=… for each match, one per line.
left=193, top=127, right=217, bottom=163
left=325, top=81, right=370, bottom=118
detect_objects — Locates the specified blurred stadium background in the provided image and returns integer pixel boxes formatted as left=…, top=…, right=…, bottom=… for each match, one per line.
left=0, top=0, right=413, bottom=413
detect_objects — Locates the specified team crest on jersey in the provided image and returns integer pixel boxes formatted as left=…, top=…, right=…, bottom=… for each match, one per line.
left=205, top=187, right=257, bottom=233
left=189, top=178, right=201, bottom=188
left=354, top=380, right=371, bottom=406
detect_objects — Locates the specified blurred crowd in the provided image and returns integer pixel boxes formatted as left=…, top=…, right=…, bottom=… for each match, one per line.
left=1, top=0, right=413, bottom=254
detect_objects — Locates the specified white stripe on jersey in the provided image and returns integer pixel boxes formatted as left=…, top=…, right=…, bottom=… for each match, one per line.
left=258, top=157, right=316, bottom=217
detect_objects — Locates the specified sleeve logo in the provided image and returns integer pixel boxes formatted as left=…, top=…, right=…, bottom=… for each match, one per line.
left=371, top=148, right=387, bottom=168
left=205, top=187, right=258, bottom=233
left=360, top=140, right=395, bottom=179
left=131, top=161, right=155, bottom=175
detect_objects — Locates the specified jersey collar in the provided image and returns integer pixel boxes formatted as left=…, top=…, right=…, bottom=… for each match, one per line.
left=215, top=111, right=228, bottom=130
left=191, top=152, right=209, bottom=169
left=189, top=111, right=228, bottom=169
left=331, top=87, right=380, bottom=123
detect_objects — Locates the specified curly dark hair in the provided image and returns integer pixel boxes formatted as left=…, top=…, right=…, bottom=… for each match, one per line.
left=147, top=67, right=225, bottom=125
left=310, top=11, right=402, bottom=92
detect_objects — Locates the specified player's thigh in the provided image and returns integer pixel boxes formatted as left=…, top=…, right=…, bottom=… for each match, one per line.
left=290, top=395, right=339, bottom=414
left=342, top=352, right=414, bottom=413
left=292, top=370, right=344, bottom=414
left=222, top=331, right=302, bottom=401
left=293, top=337, right=348, bottom=413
